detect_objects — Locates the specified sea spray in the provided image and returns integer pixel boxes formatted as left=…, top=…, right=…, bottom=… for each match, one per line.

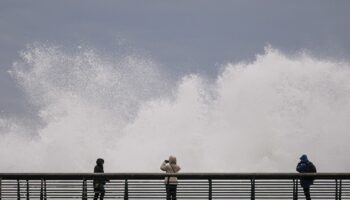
left=1, top=45, right=350, bottom=172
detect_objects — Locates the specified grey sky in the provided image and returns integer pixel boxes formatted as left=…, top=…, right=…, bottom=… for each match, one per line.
left=1, top=0, right=350, bottom=117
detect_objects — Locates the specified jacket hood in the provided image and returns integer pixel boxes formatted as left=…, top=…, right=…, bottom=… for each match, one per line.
left=300, top=154, right=308, bottom=162
left=96, top=158, right=104, bottom=166
left=169, top=156, right=177, bottom=164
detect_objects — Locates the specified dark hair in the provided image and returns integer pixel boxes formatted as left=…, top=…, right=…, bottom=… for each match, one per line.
left=96, top=158, right=104, bottom=165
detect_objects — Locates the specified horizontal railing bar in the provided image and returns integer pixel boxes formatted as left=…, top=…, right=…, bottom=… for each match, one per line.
left=1, top=173, right=350, bottom=180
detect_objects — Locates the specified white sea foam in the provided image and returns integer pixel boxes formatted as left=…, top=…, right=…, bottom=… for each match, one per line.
left=1, top=45, right=350, bottom=172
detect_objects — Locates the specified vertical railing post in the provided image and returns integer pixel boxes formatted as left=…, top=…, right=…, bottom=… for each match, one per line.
left=17, top=179, right=21, bottom=200
left=0, top=177, right=2, bottom=200
left=44, top=180, right=47, bottom=200
left=296, top=179, right=298, bottom=200
left=26, top=180, right=29, bottom=200
left=124, top=179, right=128, bottom=200
left=339, top=179, right=342, bottom=200
left=208, top=179, right=212, bottom=200
left=336, top=179, right=343, bottom=200
left=293, top=179, right=295, bottom=200
left=82, top=179, right=87, bottom=200
left=336, top=179, right=339, bottom=200
left=251, top=178, right=255, bottom=200
left=40, top=179, right=43, bottom=200
left=293, top=179, right=298, bottom=200
left=39, top=179, right=47, bottom=200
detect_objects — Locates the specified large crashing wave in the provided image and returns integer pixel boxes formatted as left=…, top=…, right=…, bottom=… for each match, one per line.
left=1, top=45, right=350, bottom=172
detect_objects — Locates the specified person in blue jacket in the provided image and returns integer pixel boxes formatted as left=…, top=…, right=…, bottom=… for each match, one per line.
left=296, top=154, right=317, bottom=200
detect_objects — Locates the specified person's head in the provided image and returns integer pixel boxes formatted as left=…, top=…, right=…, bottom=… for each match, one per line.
left=96, top=158, right=104, bottom=166
left=169, top=155, right=177, bottom=164
left=300, top=154, right=308, bottom=162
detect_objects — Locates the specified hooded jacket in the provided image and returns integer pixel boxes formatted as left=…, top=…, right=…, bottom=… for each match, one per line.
left=94, top=159, right=107, bottom=186
left=160, top=156, right=181, bottom=185
left=296, top=155, right=317, bottom=188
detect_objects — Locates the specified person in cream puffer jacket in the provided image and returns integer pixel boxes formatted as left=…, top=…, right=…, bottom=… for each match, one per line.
left=160, top=156, right=181, bottom=200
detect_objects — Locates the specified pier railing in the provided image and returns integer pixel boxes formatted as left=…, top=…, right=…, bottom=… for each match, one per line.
left=0, top=173, right=349, bottom=199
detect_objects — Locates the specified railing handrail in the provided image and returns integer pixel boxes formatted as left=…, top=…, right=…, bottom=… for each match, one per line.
left=0, top=173, right=349, bottom=180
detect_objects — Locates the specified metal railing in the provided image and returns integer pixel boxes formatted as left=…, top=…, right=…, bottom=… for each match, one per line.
left=0, top=173, right=349, bottom=199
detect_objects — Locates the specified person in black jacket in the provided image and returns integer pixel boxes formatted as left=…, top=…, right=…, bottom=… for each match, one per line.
left=94, top=158, right=107, bottom=200
left=296, top=154, right=317, bottom=200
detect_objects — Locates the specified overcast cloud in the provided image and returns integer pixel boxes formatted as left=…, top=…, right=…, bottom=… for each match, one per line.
left=1, top=0, right=350, bottom=116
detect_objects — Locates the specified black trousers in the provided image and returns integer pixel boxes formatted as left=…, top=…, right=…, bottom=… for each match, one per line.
left=94, top=184, right=105, bottom=200
left=303, top=187, right=311, bottom=200
left=166, top=184, right=177, bottom=200
left=94, top=192, right=105, bottom=200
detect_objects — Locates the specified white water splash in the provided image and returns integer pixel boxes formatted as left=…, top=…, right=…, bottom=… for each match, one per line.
left=1, top=45, right=350, bottom=172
